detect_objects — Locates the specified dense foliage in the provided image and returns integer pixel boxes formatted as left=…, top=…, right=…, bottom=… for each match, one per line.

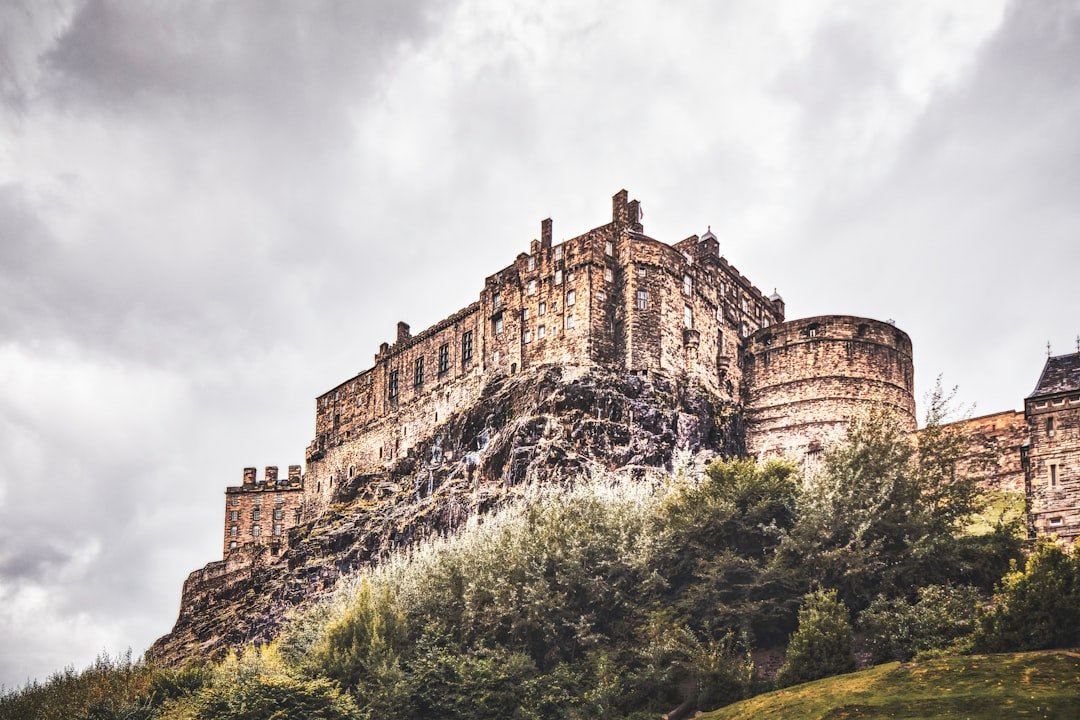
left=4, top=394, right=1067, bottom=719
left=774, top=589, right=855, bottom=687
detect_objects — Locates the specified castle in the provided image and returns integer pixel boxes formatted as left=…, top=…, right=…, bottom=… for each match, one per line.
left=219, top=190, right=1077, bottom=560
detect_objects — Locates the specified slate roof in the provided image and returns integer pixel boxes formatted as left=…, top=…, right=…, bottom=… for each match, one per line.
left=1029, top=353, right=1080, bottom=398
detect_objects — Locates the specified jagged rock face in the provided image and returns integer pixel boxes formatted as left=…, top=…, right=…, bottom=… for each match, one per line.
left=150, top=366, right=740, bottom=664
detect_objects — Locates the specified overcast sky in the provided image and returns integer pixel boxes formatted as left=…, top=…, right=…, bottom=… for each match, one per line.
left=1, top=0, right=1078, bottom=688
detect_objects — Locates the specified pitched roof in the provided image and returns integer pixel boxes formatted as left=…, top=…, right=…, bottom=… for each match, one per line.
left=1029, top=353, right=1080, bottom=398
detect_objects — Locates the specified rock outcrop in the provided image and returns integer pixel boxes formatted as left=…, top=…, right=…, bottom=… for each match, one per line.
left=150, top=365, right=739, bottom=663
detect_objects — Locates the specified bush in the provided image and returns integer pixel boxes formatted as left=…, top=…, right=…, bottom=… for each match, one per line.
left=775, top=589, right=855, bottom=688
left=974, top=541, right=1080, bottom=652
left=0, top=651, right=154, bottom=720
left=860, top=584, right=981, bottom=662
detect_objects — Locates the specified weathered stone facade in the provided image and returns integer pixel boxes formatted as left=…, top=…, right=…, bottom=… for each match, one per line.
left=941, top=410, right=1027, bottom=495
left=1024, top=353, right=1080, bottom=543
left=222, top=466, right=305, bottom=560
left=744, top=315, right=917, bottom=463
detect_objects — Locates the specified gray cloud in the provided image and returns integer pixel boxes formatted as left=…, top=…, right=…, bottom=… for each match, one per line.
left=2, top=0, right=1077, bottom=688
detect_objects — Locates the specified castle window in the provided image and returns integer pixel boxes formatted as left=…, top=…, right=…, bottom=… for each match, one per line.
left=294, top=509, right=302, bottom=523
left=273, top=523, right=283, bottom=536
left=565, top=315, right=576, bottom=330
left=605, top=240, right=613, bottom=255
left=684, top=305, right=693, bottom=329
left=438, top=343, right=450, bottom=375
left=604, top=267, right=613, bottom=282
left=1049, top=516, right=1064, bottom=527
left=683, top=275, right=692, bottom=296
left=493, top=350, right=501, bottom=365
left=538, top=325, right=546, bottom=339
left=636, top=290, right=648, bottom=310
left=252, top=508, right=261, bottom=521
left=230, top=510, right=238, bottom=521
left=492, top=290, right=502, bottom=309
left=229, top=540, right=237, bottom=550
left=273, top=508, right=283, bottom=520
left=413, top=357, right=424, bottom=387
left=555, top=270, right=563, bottom=285
left=462, top=331, right=473, bottom=363
left=567, top=290, right=576, bottom=306
left=523, top=308, right=530, bottom=321
left=524, top=329, right=532, bottom=343
left=275, top=493, right=284, bottom=504
left=555, top=246, right=563, bottom=260
left=493, top=313, right=504, bottom=335
left=598, top=290, right=606, bottom=301
left=637, top=265, right=646, bottom=278
left=527, top=256, right=536, bottom=271
left=254, top=496, right=261, bottom=508
left=230, top=525, right=238, bottom=537
left=1050, top=463, right=1058, bottom=487
left=388, top=370, right=399, bottom=399
left=527, top=279, right=537, bottom=295
left=568, top=271, right=575, bottom=282
left=741, top=297, right=749, bottom=313
left=1046, top=417, right=1055, bottom=435
left=252, top=524, right=261, bottom=537
left=538, top=301, right=546, bottom=316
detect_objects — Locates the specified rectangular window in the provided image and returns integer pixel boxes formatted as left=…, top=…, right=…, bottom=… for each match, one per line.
left=1049, top=516, right=1064, bottom=527
left=527, top=279, right=537, bottom=295
left=1050, top=464, right=1058, bottom=487
left=565, top=315, right=575, bottom=329
left=493, top=313, right=504, bottom=335
left=636, top=290, right=648, bottom=310
left=555, top=246, right=563, bottom=260
left=538, top=301, right=546, bottom=316
left=637, top=265, right=646, bottom=278
left=523, top=308, right=530, bottom=321
left=230, top=525, right=238, bottom=537
left=538, top=325, right=546, bottom=339
left=604, top=267, right=613, bottom=282
left=604, top=240, right=613, bottom=255
left=273, top=524, right=283, bottom=536
left=524, top=329, right=532, bottom=343
left=275, top=493, right=284, bottom=505
left=230, top=495, right=239, bottom=507
left=493, top=350, right=500, bottom=365
left=568, top=271, right=575, bottom=282
left=252, top=508, right=261, bottom=521
left=230, top=510, right=238, bottom=521
left=1047, top=417, right=1055, bottom=434
left=741, top=297, right=749, bottom=313
left=229, top=540, right=237, bottom=549
left=527, top=256, right=536, bottom=271
left=438, top=343, right=450, bottom=375
left=252, top=524, right=261, bottom=537
left=273, top=508, right=283, bottom=520
left=388, top=370, right=399, bottom=399
left=683, top=275, right=692, bottom=296
left=413, top=357, right=424, bottom=387
left=684, top=305, right=693, bottom=329
left=492, top=290, right=502, bottom=309
left=598, top=290, right=606, bottom=301
left=554, top=270, right=563, bottom=285
left=294, top=509, right=302, bottom=523
left=567, top=289, right=576, bottom=306
left=462, top=331, right=473, bottom=363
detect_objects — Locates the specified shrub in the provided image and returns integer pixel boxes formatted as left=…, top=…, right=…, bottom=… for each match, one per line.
left=775, top=589, right=855, bottom=688
left=860, top=584, right=981, bottom=662
left=974, top=541, right=1080, bottom=652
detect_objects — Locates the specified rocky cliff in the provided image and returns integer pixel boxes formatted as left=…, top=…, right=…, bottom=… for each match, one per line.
left=150, top=364, right=741, bottom=664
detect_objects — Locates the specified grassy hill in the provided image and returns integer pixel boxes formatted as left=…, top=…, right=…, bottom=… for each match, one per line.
left=701, top=651, right=1079, bottom=719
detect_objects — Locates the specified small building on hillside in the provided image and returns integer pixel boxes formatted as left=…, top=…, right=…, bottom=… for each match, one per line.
left=1024, top=352, right=1080, bottom=543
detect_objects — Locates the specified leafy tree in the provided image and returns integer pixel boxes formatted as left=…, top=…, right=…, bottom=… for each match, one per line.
left=974, top=541, right=1080, bottom=652
left=775, top=589, right=855, bottom=688
left=650, top=459, right=801, bottom=643
left=860, top=584, right=981, bottom=662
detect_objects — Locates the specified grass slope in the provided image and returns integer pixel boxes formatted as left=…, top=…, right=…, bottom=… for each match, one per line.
left=701, top=651, right=1080, bottom=719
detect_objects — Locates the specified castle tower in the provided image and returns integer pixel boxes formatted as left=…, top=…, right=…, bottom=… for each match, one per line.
left=744, top=315, right=916, bottom=463
left=1024, top=351, right=1080, bottom=543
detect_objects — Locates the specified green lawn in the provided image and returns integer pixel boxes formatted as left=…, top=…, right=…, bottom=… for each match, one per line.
left=701, top=651, right=1080, bottom=719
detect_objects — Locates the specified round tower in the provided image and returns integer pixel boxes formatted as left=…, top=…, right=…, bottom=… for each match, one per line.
left=744, top=315, right=916, bottom=462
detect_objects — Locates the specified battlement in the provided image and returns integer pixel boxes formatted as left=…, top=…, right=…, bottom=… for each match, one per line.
left=227, top=465, right=303, bottom=492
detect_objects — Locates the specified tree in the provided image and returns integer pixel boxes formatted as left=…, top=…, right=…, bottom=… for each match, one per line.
left=974, top=541, right=1080, bottom=652
left=775, top=589, right=855, bottom=688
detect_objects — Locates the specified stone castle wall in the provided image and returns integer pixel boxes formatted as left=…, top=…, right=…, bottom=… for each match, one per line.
left=299, top=191, right=785, bottom=516
left=222, top=466, right=304, bottom=559
left=1025, top=387, right=1080, bottom=541
left=942, top=410, right=1027, bottom=495
left=744, top=315, right=917, bottom=462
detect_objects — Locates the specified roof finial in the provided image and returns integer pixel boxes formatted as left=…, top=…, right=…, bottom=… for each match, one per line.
left=1075, top=334, right=1079, bottom=354
left=1047, top=340, right=1052, bottom=358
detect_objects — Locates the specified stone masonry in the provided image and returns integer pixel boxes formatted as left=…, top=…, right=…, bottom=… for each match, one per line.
left=1024, top=353, right=1080, bottom=543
